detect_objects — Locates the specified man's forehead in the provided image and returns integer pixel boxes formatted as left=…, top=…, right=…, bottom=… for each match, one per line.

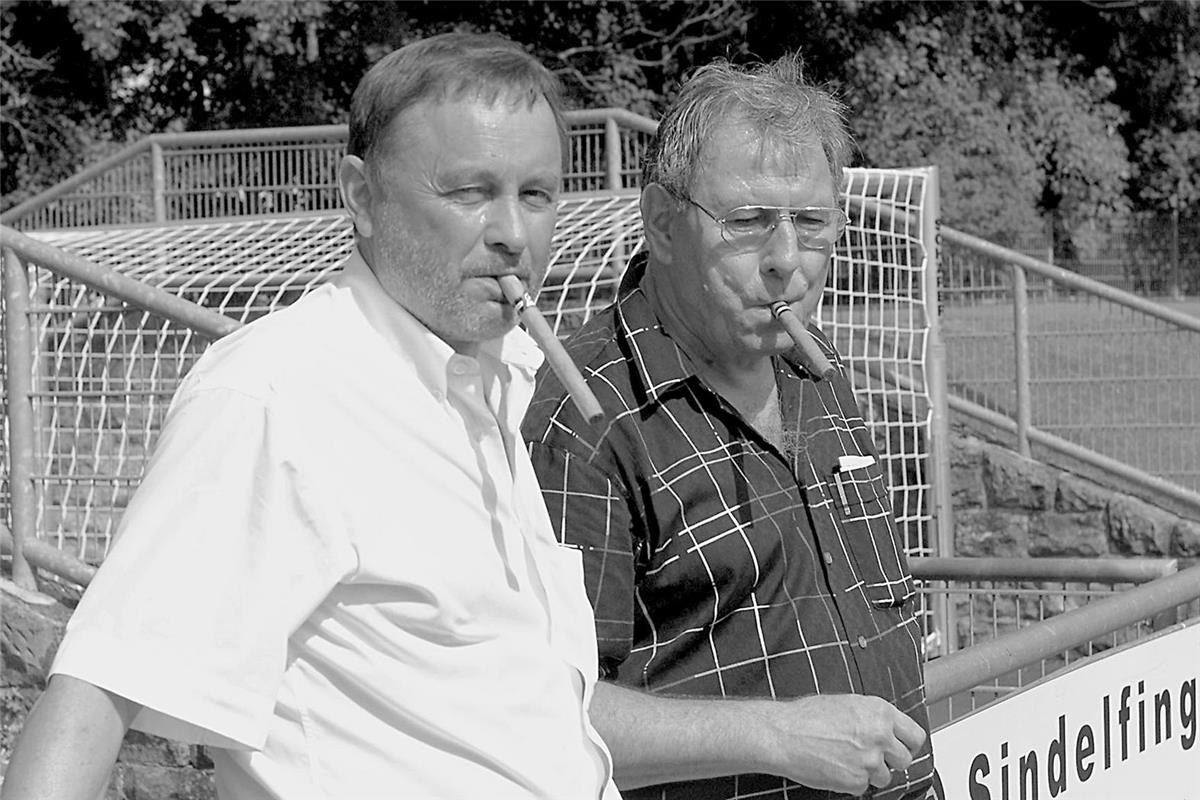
left=377, top=93, right=559, bottom=158
left=392, top=90, right=552, bottom=129
left=693, top=126, right=831, bottom=203
left=699, top=122, right=824, bottom=174
left=367, top=94, right=561, bottom=190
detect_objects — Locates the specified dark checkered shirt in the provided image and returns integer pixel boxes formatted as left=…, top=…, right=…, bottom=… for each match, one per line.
left=523, top=255, right=934, bottom=800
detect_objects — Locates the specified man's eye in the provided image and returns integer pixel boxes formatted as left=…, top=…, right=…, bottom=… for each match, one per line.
left=794, top=212, right=828, bottom=231
left=449, top=187, right=488, bottom=203
left=724, top=210, right=772, bottom=232
left=522, top=189, right=556, bottom=209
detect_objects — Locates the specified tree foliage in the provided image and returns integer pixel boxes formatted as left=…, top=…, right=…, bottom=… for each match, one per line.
left=767, top=1, right=1135, bottom=253
left=838, top=10, right=1049, bottom=246
left=1, top=0, right=1195, bottom=260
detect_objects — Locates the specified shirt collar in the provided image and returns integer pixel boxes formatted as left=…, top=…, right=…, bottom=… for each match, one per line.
left=612, top=252, right=703, bottom=405
left=331, top=249, right=545, bottom=397
left=613, top=251, right=820, bottom=407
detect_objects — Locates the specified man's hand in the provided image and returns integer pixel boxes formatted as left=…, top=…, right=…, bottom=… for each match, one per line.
left=590, top=682, right=928, bottom=794
left=757, top=693, right=927, bottom=796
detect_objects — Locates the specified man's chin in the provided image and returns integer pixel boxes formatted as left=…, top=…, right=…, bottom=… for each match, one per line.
left=426, top=306, right=518, bottom=353
left=726, top=333, right=792, bottom=364
left=465, top=308, right=521, bottom=343
left=755, top=337, right=802, bottom=363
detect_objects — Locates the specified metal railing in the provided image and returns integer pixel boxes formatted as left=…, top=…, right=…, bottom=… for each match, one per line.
left=913, top=557, right=1196, bottom=726
left=939, top=226, right=1200, bottom=502
left=921, top=559, right=1200, bottom=724
left=913, top=556, right=1182, bottom=654
left=0, top=109, right=657, bottom=231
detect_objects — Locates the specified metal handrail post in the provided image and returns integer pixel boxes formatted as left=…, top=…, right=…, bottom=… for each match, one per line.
left=2, top=248, right=38, bottom=590
left=0, top=226, right=240, bottom=340
left=1011, top=263, right=1032, bottom=457
left=923, top=167, right=957, bottom=654
left=151, top=141, right=167, bottom=223
left=0, top=523, right=96, bottom=587
left=605, top=116, right=622, bottom=191
left=911, top=556, right=1177, bottom=583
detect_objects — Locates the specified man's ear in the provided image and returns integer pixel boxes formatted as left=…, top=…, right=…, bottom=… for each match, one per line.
left=339, top=155, right=375, bottom=239
left=640, top=183, right=679, bottom=265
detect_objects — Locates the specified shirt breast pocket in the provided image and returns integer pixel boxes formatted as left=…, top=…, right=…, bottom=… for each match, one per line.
left=829, top=461, right=915, bottom=609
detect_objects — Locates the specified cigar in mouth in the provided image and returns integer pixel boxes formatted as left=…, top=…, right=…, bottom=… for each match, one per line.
left=497, top=275, right=604, bottom=423
left=769, top=301, right=835, bottom=381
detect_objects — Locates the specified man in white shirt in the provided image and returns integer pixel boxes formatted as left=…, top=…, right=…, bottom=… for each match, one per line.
left=3, top=32, right=619, bottom=800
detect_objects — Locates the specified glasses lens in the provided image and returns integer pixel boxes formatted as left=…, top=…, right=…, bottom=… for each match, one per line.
left=718, top=206, right=846, bottom=249
left=793, top=208, right=847, bottom=247
left=720, top=207, right=775, bottom=240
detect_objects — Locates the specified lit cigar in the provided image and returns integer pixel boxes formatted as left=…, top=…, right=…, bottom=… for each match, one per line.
left=497, top=274, right=604, bottom=423
left=770, top=301, right=835, bottom=381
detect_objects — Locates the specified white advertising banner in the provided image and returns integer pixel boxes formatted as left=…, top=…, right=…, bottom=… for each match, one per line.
left=931, top=619, right=1199, bottom=800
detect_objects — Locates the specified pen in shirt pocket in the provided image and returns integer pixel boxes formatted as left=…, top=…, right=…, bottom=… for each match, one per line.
left=832, top=454, right=876, bottom=515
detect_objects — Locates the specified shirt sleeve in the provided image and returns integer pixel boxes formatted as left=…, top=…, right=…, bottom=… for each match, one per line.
left=527, top=441, right=636, bottom=678
left=50, top=384, right=358, bottom=750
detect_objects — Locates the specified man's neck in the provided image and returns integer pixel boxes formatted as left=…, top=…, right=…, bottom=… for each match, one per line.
left=699, top=359, right=786, bottom=453
left=358, top=243, right=487, bottom=357
left=644, top=265, right=782, bottom=441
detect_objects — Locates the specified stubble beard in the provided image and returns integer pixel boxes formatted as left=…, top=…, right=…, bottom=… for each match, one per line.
left=372, top=232, right=520, bottom=348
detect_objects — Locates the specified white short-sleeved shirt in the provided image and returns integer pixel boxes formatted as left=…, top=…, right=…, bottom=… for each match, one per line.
left=51, top=251, right=619, bottom=799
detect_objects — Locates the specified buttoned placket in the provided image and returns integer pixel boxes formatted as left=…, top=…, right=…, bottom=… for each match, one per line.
left=446, top=353, right=529, bottom=581
left=785, top=378, right=873, bottom=687
left=447, top=353, right=511, bottom=472
left=444, top=354, right=559, bottom=618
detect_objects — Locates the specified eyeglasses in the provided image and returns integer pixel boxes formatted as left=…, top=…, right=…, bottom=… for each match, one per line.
left=681, top=196, right=848, bottom=251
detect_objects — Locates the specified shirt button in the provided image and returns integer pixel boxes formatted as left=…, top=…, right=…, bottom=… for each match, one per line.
left=823, top=552, right=833, bottom=565
left=433, top=391, right=445, bottom=402
left=857, top=635, right=868, bottom=649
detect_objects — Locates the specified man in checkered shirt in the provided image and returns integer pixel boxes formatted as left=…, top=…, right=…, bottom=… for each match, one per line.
left=524, top=53, right=935, bottom=800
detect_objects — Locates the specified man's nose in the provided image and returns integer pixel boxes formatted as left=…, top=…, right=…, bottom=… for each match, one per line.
left=484, top=196, right=529, bottom=255
left=760, top=218, right=805, bottom=279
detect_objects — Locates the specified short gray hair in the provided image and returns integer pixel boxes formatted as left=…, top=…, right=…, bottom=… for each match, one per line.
left=643, top=53, right=852, bottom=197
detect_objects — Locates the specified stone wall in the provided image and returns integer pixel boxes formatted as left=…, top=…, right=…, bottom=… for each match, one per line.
left=943, top=428, right=1198, bottom=650
left=950, top=432, right=1199, bottom=561
left=1, top=584, right=216, bottom=799
left=2, top=429, right=1197, bottom=796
